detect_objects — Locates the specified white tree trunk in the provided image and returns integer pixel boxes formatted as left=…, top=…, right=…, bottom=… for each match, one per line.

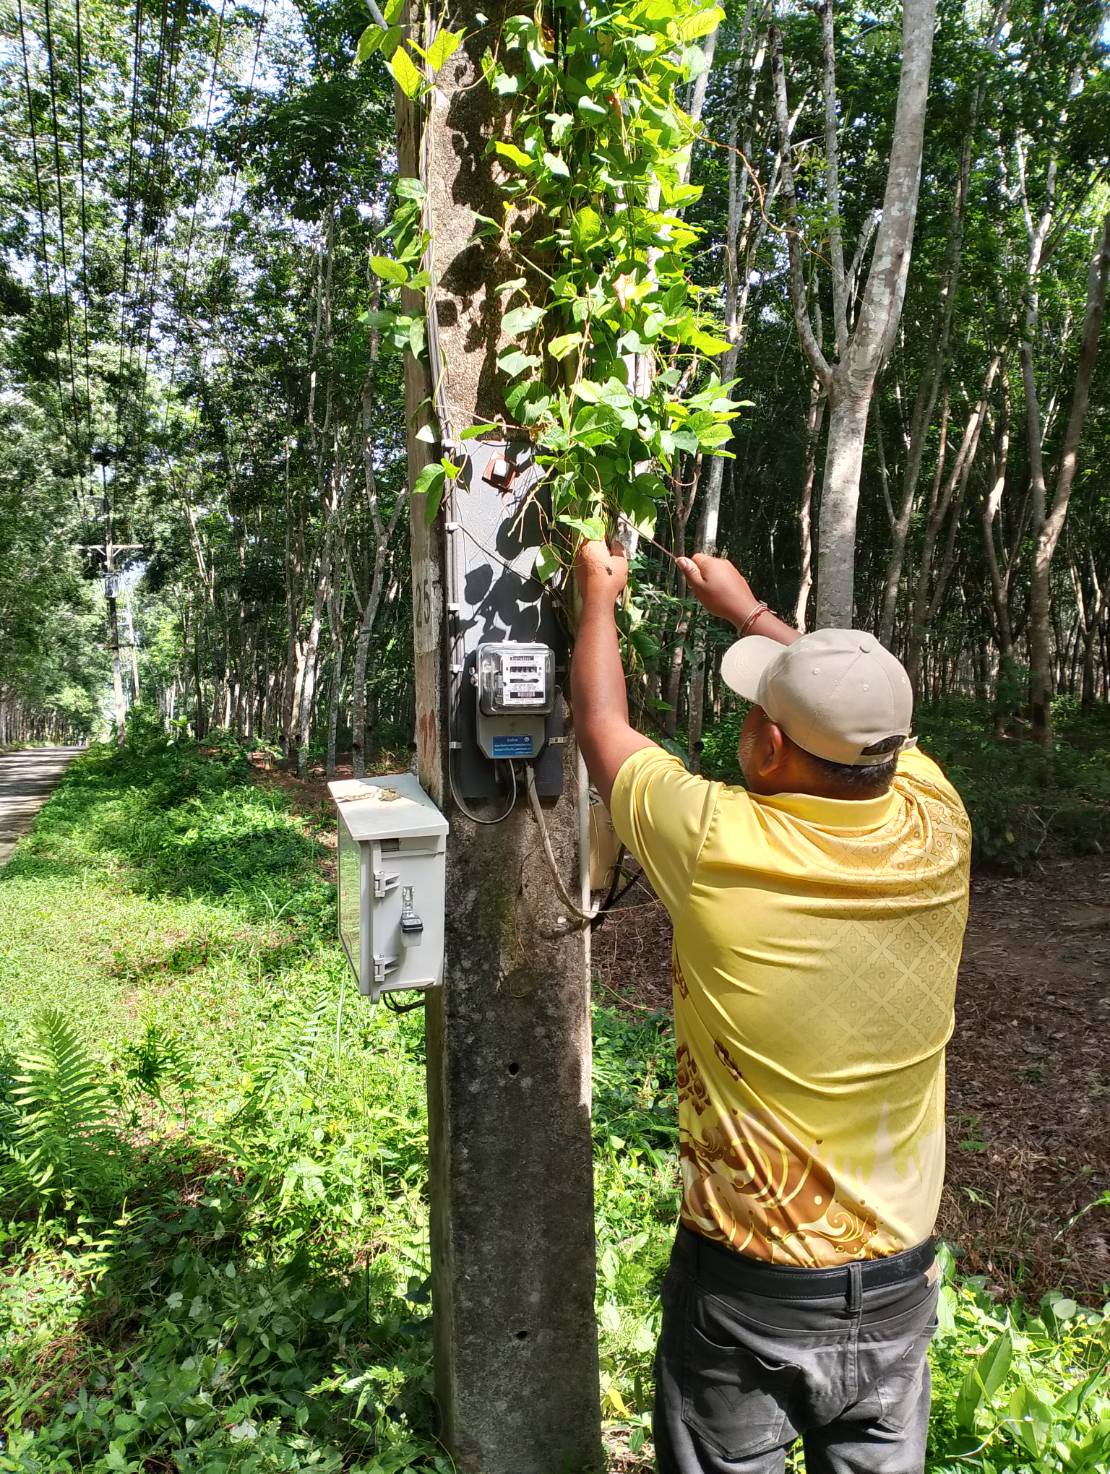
left=810, top=0, right=937, bottom=626
left=814, top=394, right=871, bottom=626
left=1029, top=211, right=1110, bottom=745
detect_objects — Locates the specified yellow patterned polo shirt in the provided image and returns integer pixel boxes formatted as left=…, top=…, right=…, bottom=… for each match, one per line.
left=610, top=744, right=971, bottom=1267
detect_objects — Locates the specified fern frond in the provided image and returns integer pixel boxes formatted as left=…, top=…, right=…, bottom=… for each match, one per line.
left=234, top=990, right=332, bottom=1118
left=0, top=1007, right=125, bottom=1216
left=11, top=1008, right=112, bottom=1140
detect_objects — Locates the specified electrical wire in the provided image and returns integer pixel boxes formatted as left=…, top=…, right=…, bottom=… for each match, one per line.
left=128, top=0, right=188, bottom=464
left=448, top=754, right=518, bottom=825
left=207, top=0, right=268, bottom=303
left=524, top=765, right=598, bottom=926
left=453, top=520, right=546, bottom=596
left=155, top=0, right=230, bottom=431
left=41, top=0, right=85, bottom=485
left=72, top=0, right=96, bottom=467
left=382, top=989, right=428, bottom=1015
left=108, top=0, right=146, bottom=517
left=116, top=0, right=173, bottom=472
left=185, top=0, right=269, bottom=425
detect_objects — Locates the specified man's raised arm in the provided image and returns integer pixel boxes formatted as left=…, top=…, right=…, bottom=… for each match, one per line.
left=570, top=541, right=656, bottom=809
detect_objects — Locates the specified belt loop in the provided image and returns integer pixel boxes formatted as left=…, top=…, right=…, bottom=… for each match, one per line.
left=847, top=1261, right=862, bottom=1315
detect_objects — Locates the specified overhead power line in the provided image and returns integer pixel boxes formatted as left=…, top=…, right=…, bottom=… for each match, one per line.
left=159, top=0, right=231, bottom=404
left=160, top=0, right=269, bottom=457
left=119, top=0, right=174, bottom=457
left=129, top=0, right=189, bottom=465
left=73, top=0, right=95, bottom=447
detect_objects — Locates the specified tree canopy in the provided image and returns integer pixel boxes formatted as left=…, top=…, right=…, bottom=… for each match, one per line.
left=0, top=0, right=1107, bottom=758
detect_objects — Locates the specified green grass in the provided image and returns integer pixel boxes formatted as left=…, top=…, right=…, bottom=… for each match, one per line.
left=0, top=731, right=1106, bottom=1472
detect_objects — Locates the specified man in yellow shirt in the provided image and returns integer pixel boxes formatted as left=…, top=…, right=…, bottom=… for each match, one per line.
left=571, top=542, right=971, bottom=1474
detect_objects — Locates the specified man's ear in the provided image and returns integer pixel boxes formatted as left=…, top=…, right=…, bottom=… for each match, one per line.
left=758, top=720, right=791, bottom=779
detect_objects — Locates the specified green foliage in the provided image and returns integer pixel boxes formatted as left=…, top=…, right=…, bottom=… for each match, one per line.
left=693, top=696, right=1110, bottom=873
left=365, top=0, right=744, bottom=575
left=913, top=698, right=1110, bottom=870
left=0, top=1009, right=124, bottom=1215
left=0, top=742, right=441, bottom=1471
left=927, top=1250, right=1110, bottom=1473
left=0, top=396, right=108, bottom=739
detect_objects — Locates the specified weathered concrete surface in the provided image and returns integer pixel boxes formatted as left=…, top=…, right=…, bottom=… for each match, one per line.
left=398, top=3, right=603, bottom=1468
left=0, top=748, right=81, bottom=865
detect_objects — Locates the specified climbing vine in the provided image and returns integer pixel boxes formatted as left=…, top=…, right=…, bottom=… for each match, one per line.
left=361, top=0, right=741, bottom=578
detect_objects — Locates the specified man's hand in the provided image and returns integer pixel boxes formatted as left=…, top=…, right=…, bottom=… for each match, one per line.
left=675, top=553, right=803, bottom=647
left=675, top=553, right=756, bottom=628
left=576, top=539, right=629, bottom=607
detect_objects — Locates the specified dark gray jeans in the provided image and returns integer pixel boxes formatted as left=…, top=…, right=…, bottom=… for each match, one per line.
left=654, top=1227, right=940, bottom=1474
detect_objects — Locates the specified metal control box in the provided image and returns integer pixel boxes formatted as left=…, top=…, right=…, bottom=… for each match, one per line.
left=329, top=773, right=448, bottom=1003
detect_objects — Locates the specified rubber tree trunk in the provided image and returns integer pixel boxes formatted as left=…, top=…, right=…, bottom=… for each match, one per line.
left=396, top=7, right=601, bottom=1471
left=815, top=393, right=871, bottom=624
left=1028, top=211, right=1110, bottom=747
left=774, top=0, right=937, bottom=628
left=905, top=353, right=1001, bottom=695
left=793, top=378, right=826, bottom=631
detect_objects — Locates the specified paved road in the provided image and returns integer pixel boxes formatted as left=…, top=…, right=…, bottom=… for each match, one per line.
left=0, top=747, right=83, bottom=866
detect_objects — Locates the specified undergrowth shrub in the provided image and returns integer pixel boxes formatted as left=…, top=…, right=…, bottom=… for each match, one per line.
left=927, top=1250, right=1109, bottom=1473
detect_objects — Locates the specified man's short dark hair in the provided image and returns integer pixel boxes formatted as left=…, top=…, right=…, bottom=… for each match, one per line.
left=808, top=752, right=899, bottom=797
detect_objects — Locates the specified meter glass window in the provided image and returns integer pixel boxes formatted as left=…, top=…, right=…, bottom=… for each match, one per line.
left=478, top=644, right=553, bottom=714
left=338, top=817, right=361, bottom=979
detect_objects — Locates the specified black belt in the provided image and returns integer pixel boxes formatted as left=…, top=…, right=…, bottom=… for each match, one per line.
left=675, top=1224, right=935, bottom=1302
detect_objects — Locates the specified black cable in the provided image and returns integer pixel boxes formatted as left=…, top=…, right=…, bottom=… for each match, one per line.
left=129, top=0, right=189, bottom=462
left=114, top=0, right=170, bottom=481
left=589, top=860, right=644, bottom=932
left=124, top=0, right=178, bottom=460
left=189, top=0, right=269, bottom=397
left=212, top=0, right=268, bottom=283
left=382, top=990, right=427, bottom=1015
left=156, top=0, right=267, bottom=467
left=157, top=0, right=230, bottom=425
left=41, top=0, right=85, bottom=477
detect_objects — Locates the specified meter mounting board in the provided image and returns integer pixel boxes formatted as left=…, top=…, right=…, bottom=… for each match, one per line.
left=447, top=441, right=565, bottom=800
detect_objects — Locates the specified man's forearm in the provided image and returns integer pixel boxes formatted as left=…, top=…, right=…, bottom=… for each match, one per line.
left=676, top=554, right=802, bottom=647
left=570, top=595, right=630, bottom=732
left=712, top=585, right=802, bottom=647
left=734, top=605, right=802, bottom=647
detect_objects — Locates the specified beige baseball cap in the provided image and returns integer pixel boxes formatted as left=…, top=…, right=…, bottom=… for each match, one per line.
left=720, top=629, right=914, bottom=767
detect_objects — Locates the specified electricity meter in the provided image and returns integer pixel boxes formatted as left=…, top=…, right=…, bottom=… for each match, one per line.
left=328, top=773, right=448, bottom=1003
left=474, top=641, right=555, bottom=761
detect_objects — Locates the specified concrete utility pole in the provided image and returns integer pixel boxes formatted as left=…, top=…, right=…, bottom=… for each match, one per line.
left=105, top=546, right=128, bottom=746
left=396, top=6, right=602, bottom=1472
left=79, top=534, right=142, bottom=745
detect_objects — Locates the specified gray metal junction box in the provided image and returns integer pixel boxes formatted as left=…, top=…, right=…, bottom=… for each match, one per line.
left=329, top=773, right=448, bottom=1003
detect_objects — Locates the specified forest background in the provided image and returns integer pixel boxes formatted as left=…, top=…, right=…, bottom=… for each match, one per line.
left=0, top=0, right=1108, bottom=1471
left=1, top=0, right=1108, bottom=775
